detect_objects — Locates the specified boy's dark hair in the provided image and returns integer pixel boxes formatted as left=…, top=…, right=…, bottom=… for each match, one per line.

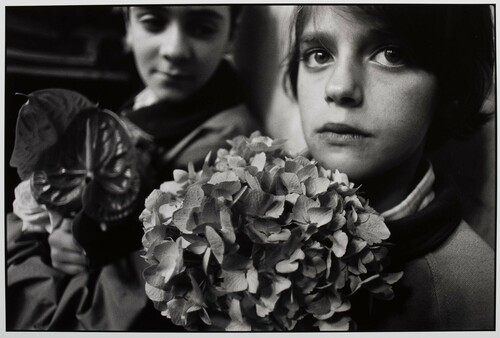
left=285, top=5, right=495, bottom=148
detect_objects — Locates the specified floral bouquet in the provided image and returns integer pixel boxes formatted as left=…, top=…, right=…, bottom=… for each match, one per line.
left=140, top=132, right=402, bottom=331
left=10, top=89, right=140, bottom=259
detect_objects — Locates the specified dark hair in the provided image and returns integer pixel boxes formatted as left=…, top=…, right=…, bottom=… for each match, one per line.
left=122, top=5, right=243, bottom=37
left=285, top=5, right=495, bottom=148
left=228, top=5, right=243, bottom=37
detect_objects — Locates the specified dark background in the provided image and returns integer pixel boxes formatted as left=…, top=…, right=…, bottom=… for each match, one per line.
left=5, top=6, right=143, bottom=212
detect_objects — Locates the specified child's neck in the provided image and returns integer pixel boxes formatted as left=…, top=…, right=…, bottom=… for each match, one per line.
left=362, top=151, right=425, bottom=214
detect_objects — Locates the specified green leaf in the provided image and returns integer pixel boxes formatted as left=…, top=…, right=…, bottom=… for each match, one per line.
left=205, top=226, right=224, bottom=264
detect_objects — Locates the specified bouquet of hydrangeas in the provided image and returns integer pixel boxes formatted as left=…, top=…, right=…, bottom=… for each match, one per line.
left=140, top=132, right=402, bottom=331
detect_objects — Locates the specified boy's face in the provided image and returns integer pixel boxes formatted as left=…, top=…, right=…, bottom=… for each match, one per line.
left=297, top=7, right=439, bottom=183
left=127, top=6, right=233, bottom=103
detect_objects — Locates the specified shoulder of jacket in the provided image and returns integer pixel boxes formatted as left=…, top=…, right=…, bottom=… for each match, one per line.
left=404, top=220, right=495, bottom=329
left=203, top=104, right=259, bottom=134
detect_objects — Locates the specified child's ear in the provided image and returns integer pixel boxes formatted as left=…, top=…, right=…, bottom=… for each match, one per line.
left=225, top=14, right=242, bottom=55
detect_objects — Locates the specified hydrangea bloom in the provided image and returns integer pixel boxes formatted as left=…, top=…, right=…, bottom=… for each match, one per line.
left=140, top=132, right=402, bottom=331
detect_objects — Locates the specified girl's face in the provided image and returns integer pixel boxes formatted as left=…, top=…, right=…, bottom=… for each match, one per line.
left=297, top=7, right=439, bottom=183
left=127, top=6, right=233, bottom=103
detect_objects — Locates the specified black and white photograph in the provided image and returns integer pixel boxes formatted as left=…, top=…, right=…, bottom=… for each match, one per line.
left=2, top=1, right=497, bottom=335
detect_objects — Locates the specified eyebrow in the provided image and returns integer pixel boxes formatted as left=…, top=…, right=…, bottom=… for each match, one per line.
left=299, top=31, right=333, bottom=45
left=299, top=28, right=402, bottom=49
left=131, top=6, right=225, bottom=22
left=185, top=9, right=225, bottom=22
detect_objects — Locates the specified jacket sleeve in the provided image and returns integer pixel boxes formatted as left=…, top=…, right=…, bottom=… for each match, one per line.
left=6, top=212, right=182, bottom=331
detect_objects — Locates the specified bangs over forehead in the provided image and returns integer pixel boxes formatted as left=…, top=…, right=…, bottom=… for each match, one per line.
left=287, top=4, right=494, bottom=147
left=295, top=5, right=448, bottom=67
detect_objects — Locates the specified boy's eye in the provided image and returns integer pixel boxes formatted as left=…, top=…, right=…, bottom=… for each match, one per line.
left=301, top=49, right=334, bottom=69
left=372, top=47, right=408, bottom=67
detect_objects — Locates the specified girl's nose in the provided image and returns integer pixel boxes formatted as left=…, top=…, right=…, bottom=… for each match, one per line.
left=159, top=24, right=191, bottom=61
left=324, top=59, right=363, bottom=106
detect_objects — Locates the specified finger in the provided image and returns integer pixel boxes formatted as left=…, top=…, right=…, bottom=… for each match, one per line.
left=49, top=237, right=86, bottom=259
left=60, top=218, right=73, bottom=232
left=52, top=250, right=88, bottom=266
left=52, top=262, right=86, bottom=276
left=48, top=229, right=83, bottom=253
left=48, top=210, right=64, bottom=230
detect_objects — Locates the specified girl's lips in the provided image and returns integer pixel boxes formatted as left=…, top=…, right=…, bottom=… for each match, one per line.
left=316, top=123, right=371, bottom=143
left=153, top=70, right=193, bottom=81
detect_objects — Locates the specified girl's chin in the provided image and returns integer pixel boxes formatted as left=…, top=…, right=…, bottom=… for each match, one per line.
left=153, top=88, right=194, bottom=103
left=315, top=155, right=372, bottom=183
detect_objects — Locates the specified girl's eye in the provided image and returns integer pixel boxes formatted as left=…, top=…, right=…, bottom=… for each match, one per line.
left=301, top=49, right=333, bottom=69
left=372, top=47, right=408, bottom=67
left=138, top=14, right=165, bottom=33
left=187, top=22, right=218, bottom=39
